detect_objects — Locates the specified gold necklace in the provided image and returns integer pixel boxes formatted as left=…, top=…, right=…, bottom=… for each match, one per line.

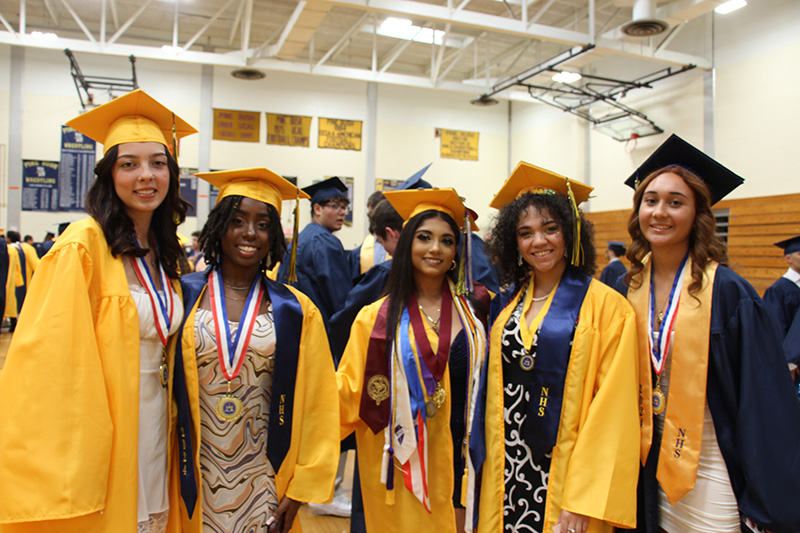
left=418, top=304, right=441, bottom=334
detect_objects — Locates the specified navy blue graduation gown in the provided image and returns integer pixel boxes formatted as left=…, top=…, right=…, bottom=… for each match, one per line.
left=764, top=276, right=800, bottom=338
left=347, top=245, right=362, bottom=282
left=600, top=259, right=627, bottom=288
left=467, top=233, right=499, bottom=294
left=277, top=222, right=353, bottom=329
left=625, top=265, right=800, bottom=533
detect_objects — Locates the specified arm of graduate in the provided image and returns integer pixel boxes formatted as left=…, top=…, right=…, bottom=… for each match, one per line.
left=559, top=289, right=640, bottom=529
left=0, top=242, right=113, bottom=522
left=280, top=298, right=340, bottom=505
left=336, top=304, right=377, bottom=440
left=307, top=234, right=354, bottom=319
left=328, top=263, right=389, bottom=364
left=707, top=288, right=800, bottom=532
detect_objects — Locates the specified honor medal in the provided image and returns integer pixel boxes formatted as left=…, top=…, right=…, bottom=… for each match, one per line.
left=652, top=387, right=666, bottom=415
left=519, top=353, right=535, bottom=371
left=425, top=399, right=438, bottom=418
left=216, top=392, right=244, bottom=422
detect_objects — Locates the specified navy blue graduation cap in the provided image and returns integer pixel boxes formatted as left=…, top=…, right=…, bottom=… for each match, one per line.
left=303, top=176, right=348, bottom=205
left=624, top=134, right=744, bottom=205
left=775, top=235, right=800, bottom=255
left=607, top=240, right=627, bottom=247
left=396, top=163, right=433, bottom=190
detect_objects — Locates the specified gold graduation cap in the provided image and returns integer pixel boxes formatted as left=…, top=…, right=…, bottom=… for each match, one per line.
left=195, top=167, right=309, bottom=282
left=382, top=188, right=479, bottom=232
left=66, top=89, right=197, bottom=155
left=490, top=161, right=593, bottom=209
left=195, top=167, right=310, bottom=215
left=491, top=161, right=594, bottom=267
left=383, top=188, right=478, bottom=294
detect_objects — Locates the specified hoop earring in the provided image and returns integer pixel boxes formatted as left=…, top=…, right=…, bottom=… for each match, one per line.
left=450, top=260, right=457, bottom=271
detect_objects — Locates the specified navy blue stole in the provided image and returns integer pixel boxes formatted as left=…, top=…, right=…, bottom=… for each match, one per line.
left=522, top=267, right=591, bottom=460
left=173, top=271, right=303, bottom=518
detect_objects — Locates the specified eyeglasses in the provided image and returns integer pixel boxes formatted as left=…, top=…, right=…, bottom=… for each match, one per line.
left=324, top=203, right=350, bottom=215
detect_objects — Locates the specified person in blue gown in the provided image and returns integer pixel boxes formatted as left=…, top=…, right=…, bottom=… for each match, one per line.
left=599, top=240, right=628, bottom=289
left=277, top=177, right=353, bottom=332
left=763, top=234, right=800, bottom=339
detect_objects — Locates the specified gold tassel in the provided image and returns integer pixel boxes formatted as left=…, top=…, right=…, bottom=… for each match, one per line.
left=565, top=178, right=582, bottom=267
left=287, top=190, right=300, bottom=284
left=460, top=468, right=469, bottom=507
left=171, top=112, right=178, bottom=161
left=456, top=212, right=468, bottom=295
left=385, top=487, right=396, bottom=505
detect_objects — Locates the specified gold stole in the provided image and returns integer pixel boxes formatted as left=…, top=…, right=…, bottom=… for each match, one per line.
left=627, top=254, right=717, bottom=504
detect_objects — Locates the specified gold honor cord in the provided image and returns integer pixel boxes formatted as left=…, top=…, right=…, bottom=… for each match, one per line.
left=456, top=212, right=468, bottom=295
left=565, top=178, right=582, bottom=266
left=287, top=189, right=301, bottom=284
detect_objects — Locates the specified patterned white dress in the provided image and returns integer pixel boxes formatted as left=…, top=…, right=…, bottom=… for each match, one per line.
left=194, top=306, right=279, bottom=533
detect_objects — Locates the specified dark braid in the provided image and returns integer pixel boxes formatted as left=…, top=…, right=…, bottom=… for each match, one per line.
left=198, top=195, right=287, bottom=272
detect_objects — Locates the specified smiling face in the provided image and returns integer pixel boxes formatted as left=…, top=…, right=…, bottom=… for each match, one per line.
left=221, top=197, right=272, bottom=272
left=410, top=215, right=458, bottom=280
left=638, top=171, right=696, bottom=253
left=516, top=206, right=566, bottom=275
left=112, top=142, right=170, bottom=222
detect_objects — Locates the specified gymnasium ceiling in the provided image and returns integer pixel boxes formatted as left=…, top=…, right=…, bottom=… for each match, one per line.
left=0, top=0, right=727, bottom=104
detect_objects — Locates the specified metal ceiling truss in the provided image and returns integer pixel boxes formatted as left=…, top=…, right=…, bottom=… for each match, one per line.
left=479, top=44, right=695, bottom=140
left=0, top=0, right=715, bottom=103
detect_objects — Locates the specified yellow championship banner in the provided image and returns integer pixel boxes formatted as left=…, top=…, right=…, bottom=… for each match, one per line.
left=440, top=129, right=479, bottom=161
left=318, top=118, right=362, bottom=151
left=213, top=109, right=260, bottom=143
left=267, top=113, right=311, bottom=147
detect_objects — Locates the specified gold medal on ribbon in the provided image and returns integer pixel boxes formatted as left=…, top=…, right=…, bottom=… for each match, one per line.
left=426, top=399, right=438, bottom=418
left=215, top=393, right=243, bottom=422
left=519, top=353, right=535, bottom=371
left=432, top=381, right=447, bottom=408
left=367, top=375, right=390, bottom=406
left=159, top=350, right=168, bottom=388
left=652, top=387, right=666, bottom=415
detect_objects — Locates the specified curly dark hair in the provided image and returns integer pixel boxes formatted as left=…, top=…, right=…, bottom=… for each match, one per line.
left=487, top=192, right=596, bottom=287
left=197, top=195, right=287, bottom=273
left=625, top=165, right=727, bottom=296
left=84, top=144, right=190, bottom=279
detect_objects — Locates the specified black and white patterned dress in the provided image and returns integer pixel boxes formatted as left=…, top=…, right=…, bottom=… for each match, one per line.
left=502, top=294, right=551, bottom=533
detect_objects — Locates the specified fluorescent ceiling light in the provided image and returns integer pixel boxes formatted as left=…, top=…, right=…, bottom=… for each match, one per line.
left=714, top=0, right=747, bottom=14
left=30, top=31, right=58, bottom=40
left=373, top=17, right=451, bottom=46
left=552, top=71, right=582, bottom=84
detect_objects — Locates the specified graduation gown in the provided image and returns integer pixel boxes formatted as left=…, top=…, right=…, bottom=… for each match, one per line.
left=600, top=259, right=627, bottom=288
left=337, top=292, right=487, bottom=533
left=277, top=222, right=353, bottom=326
left=626, top=265, right=800, bottom=533
left=0, top=218, right=184, bottom=533
left=473, top=274, right=640, bottom=532
left=784, top=307, right=800, bottom=367
left=3, top=245, right=23, bottom=319
left=175, top=272, right=340, bottom=533
left=0, top=240, right=8, bottom=319
left=764, top=275, right=800, bottom=338
left=348, top=234, right=389, bottom=281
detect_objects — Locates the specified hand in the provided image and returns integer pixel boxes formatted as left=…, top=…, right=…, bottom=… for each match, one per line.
left=557, top=510, right=589, bottom=533
left=266, top=497, right=301, bottom=533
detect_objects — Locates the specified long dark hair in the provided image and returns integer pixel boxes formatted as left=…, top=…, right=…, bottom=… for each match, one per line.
left=84, top=144, right=190, bottom=279
left=198, top=195, right=286, bottom=273
left=383, top=210, right=461, bottom=348
left=487, top=191, right=596, bottom=287
left=625, top=165, right=727, bottom=296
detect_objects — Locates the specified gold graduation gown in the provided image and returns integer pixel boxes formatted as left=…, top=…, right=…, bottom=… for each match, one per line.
left=0, top=218, right=183, bottom=533
left=177, top=282, right=340, bottom=533
left=3, top=246, right=22, bottom=318
left=337, top=297, right=461, bottom=533
left=478, top=279, right=640, bottom=532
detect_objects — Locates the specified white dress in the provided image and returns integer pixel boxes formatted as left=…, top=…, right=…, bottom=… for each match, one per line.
left=131, top=283, right=184, bottom=533
left=655, top=332, right=740, bottom=533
